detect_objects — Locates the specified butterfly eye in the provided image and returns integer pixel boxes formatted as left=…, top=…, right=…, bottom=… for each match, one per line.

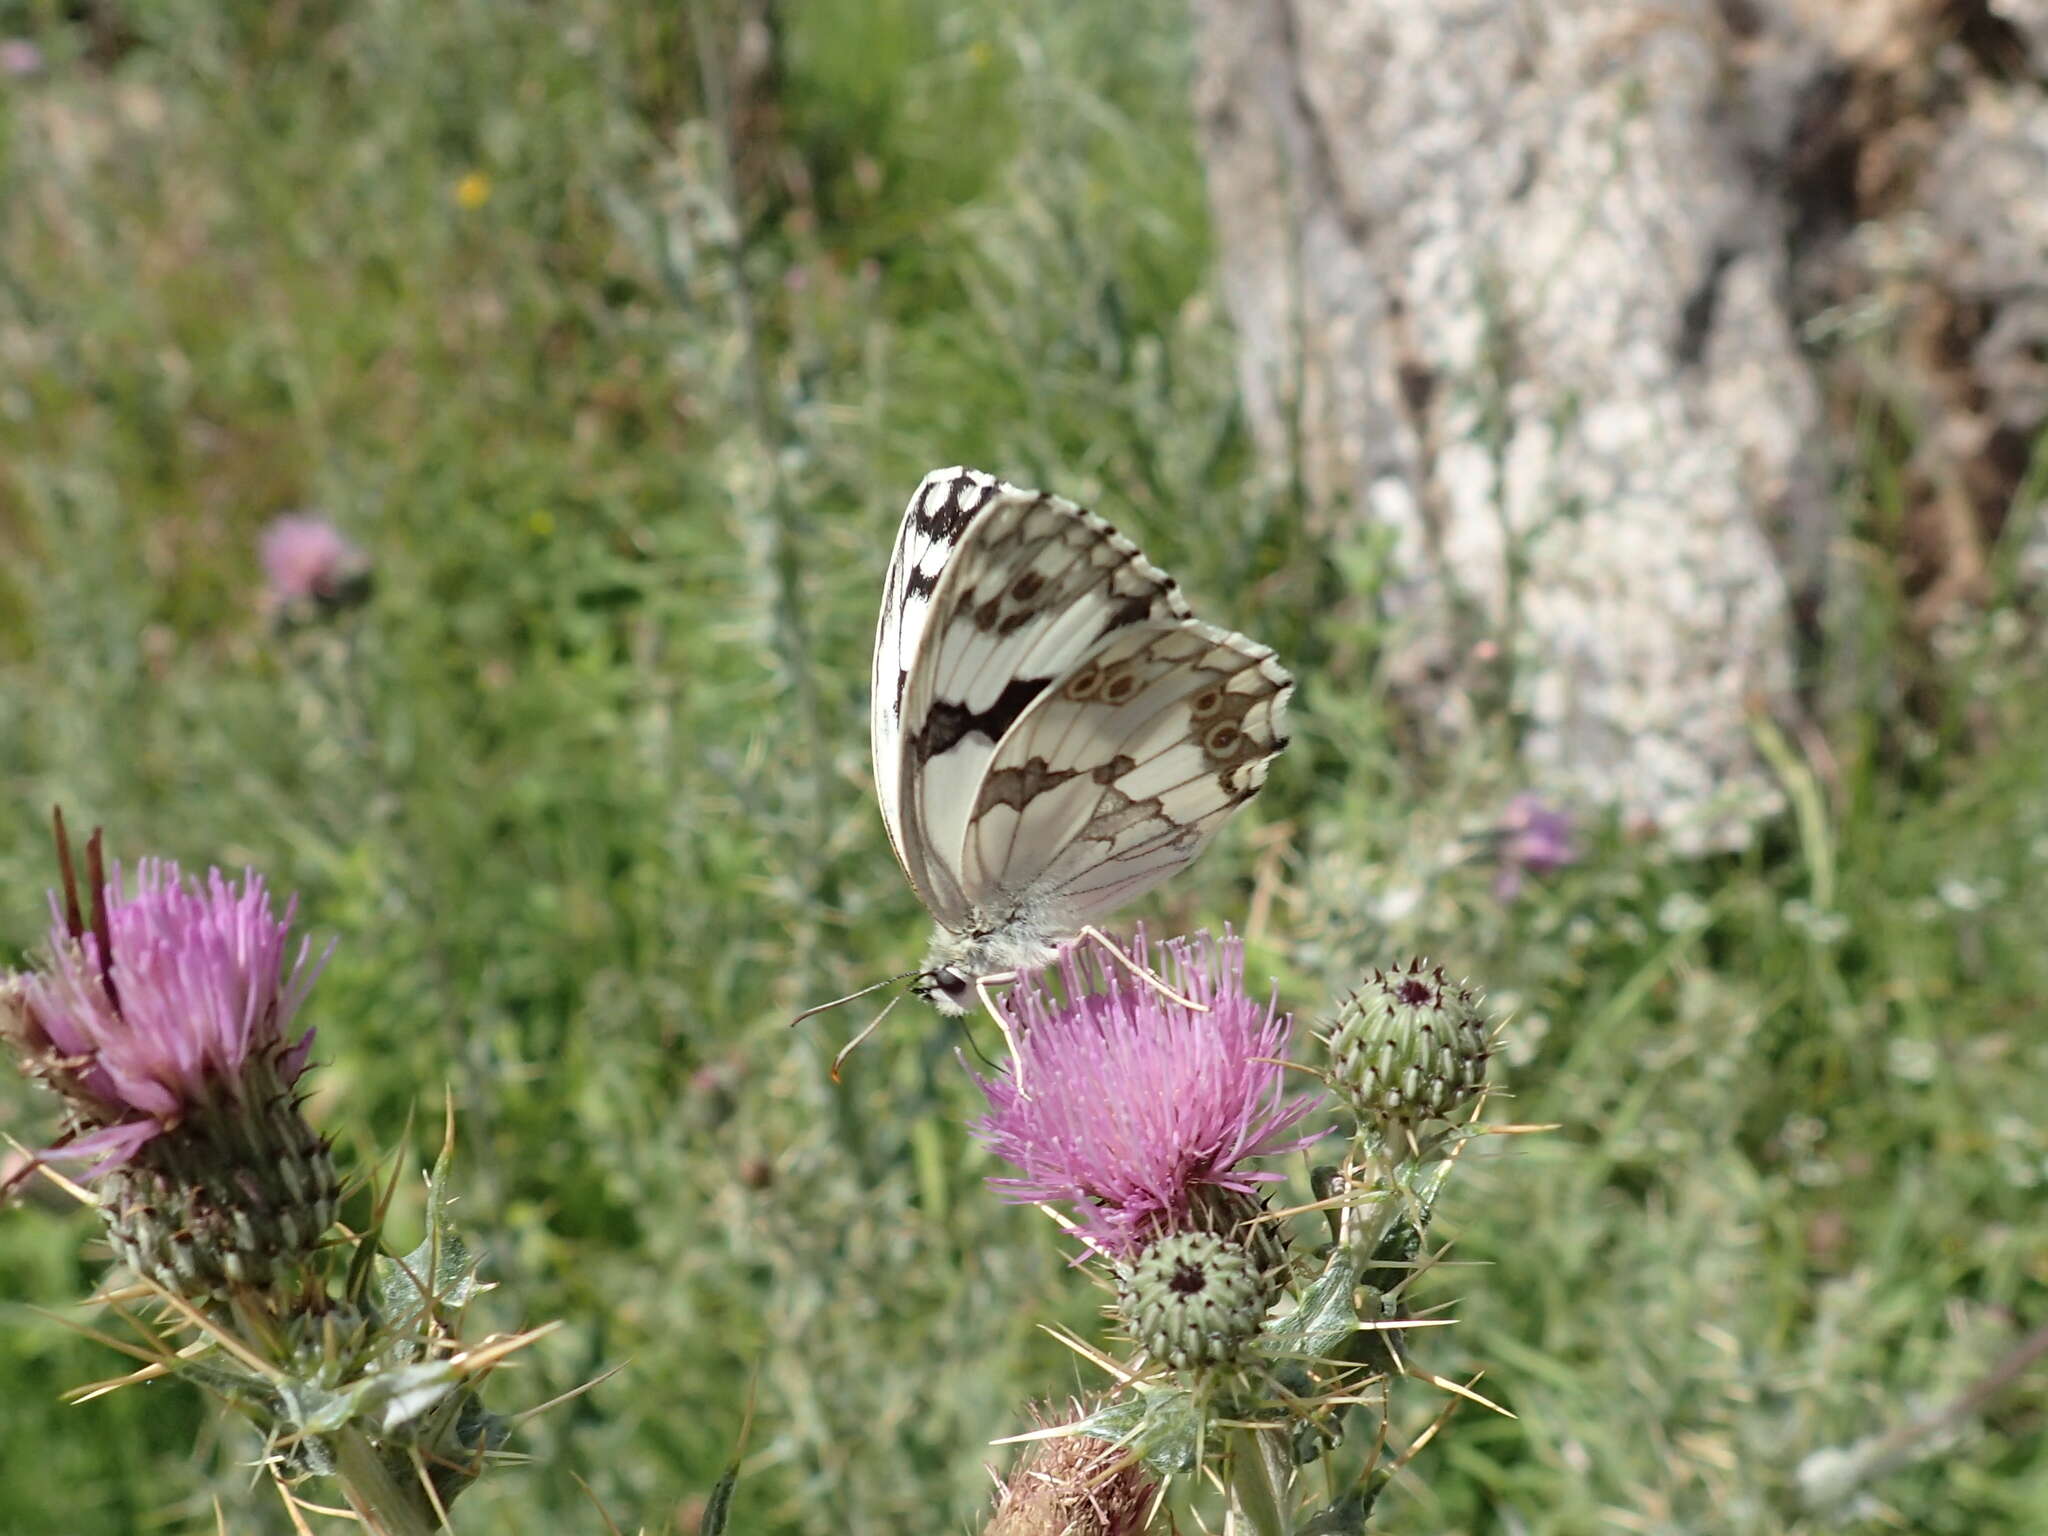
left=1189, top=685, right=1225, bottom=718
left=1063, top=663, right=1104, bottom=701
left=1100, top=669, right=1140, bottom=704
left=1203, top=723, right=1243, bottom=758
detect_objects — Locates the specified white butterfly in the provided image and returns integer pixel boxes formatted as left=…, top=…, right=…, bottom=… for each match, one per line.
left=864, top=466, right=1293, bottom=1028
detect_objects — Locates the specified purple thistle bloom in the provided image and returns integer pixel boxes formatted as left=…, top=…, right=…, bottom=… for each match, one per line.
left=8, top=858, right=326, bottom=1174
left=0, top=38, right=44, bottom=78
left=259, top=512, right=371, bottom=616
left=5, top=826, right=341, bottom=1295
left=970, top=931, right=1323, bottom=1258
left=1493, top=792, right=1578, bottom=901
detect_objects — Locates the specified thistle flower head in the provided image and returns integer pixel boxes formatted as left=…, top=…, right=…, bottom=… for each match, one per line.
left=0, top=37, right=44, bottom=77
left=1494, top=792, right=1577, bottom=900
left=988, top=1403, right=1159, bottom=1536
left=260, top=512, right=371, bottom=618
left=4, top=832, right=336, bottom=1294
left=970, top=931, right=1323, bottom=1257
left=9, top=858, right=324, bottom=1167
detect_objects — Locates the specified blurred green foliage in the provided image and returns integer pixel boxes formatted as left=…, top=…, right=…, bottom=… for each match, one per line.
left=1, top=1, right=2044, bottom=1532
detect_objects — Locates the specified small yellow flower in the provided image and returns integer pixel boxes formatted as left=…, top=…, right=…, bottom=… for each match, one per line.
left=454, top=171, right=492, bottom=210
left=527, top=509, right=555, bottom=538
left=966, top=39, right=992, bottom=70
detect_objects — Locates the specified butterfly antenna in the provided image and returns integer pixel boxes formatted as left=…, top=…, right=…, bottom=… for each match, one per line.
left=829, top=989, right=906, bottom=1083
left=788, top=972, right=913, bottom=1030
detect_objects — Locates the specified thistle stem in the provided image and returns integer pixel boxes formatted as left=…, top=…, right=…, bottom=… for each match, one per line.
left=1224, top=1426, right=1294, bottom=1536
left=1347, top=1141, right=1460, bottom=1263
left=331, top=1428, right=443, bottom=1536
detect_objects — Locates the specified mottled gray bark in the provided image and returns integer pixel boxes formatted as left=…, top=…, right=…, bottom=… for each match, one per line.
left=1191, top=0, right=2046, bottom=850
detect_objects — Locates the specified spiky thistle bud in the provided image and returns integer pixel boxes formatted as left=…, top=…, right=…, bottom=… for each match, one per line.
left=1117, top=1230, right=1275, bottom=1372
left=985, top=1403, right=1158, bottom=1536
left=95, top=1051, right=338, bottom=1296
left=1323, top=961, right=1491, bottom=1142
left=1184, top=1183, right=1291, bottom=1289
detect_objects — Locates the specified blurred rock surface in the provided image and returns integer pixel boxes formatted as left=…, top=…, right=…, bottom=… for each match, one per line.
left=1190, top=0, right=2045, bottom=850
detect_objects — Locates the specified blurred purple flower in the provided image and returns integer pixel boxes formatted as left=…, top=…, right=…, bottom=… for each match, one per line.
left=4, top=848, right=326, bottom=1175
left=259, top=512, right=370, bottom=615
left=969, top=931, right=1322, bottom=1257
left=1493, top=792, right=1577, bottom=900
left=0, top=39, right=43, bottom=78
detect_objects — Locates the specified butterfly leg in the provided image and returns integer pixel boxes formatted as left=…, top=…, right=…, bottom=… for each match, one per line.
left=1076, top=925, right=1208, bottom=1013
left=974, top=972, right=1031, bottom=1096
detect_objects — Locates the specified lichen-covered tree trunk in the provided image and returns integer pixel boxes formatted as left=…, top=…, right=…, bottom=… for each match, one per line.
left=1190, top=0, right=2047, bottom=851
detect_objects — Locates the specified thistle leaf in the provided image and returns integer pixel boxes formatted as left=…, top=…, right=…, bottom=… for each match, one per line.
left=699, top=1462, right=738, bottom=1536
left=276, top=1377, right=359, bottom=1436
left=1260, top=1248, right=1362, bottom=1359
left=372, top=1146, right=481, bottom=1342
left=353, top=1361, right=464, bottom=1435
left=1069, top=1387, right=1202, bottom=1475
left=1298, top=1488, right=1380, bottom=1534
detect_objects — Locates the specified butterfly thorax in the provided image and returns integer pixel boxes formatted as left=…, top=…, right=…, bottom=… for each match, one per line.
left=913, top=902, right=1069, bottom=1016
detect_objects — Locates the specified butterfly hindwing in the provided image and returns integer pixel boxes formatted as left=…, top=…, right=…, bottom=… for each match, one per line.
left=873, top=468, right=1191, bottom=926
left=957, top=619, right=1292, bottom=918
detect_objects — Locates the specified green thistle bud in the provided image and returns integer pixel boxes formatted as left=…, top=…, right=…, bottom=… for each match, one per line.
left=1117, top=1231, right=1273, bottom=1372
left=1323, top=960, right=1490, bottom=1138
left=1184, top=1184, right=1291, bottom=1287
left=99, top=1049, right=338, bottom=1298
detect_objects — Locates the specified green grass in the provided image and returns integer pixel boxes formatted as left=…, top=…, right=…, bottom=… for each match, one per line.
left=2, top=2, right=2045, bottom=1532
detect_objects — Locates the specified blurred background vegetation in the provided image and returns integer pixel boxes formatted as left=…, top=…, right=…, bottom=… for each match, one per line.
left=1, top=1, right=2044, bottom=1531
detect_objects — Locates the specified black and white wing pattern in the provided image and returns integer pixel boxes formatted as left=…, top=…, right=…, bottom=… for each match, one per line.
left=955, top=617, right=1288, bottom=925
left=871, top=467, right=1290, bottom=977
left=872, top=467, right=1198, bottom=925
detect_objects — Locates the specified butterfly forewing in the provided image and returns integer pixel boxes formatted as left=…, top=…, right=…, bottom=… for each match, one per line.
left=872, top=467, right=1194, bottom=925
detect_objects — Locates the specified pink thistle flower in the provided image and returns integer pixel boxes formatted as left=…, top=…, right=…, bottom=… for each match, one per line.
left=1493, top=792, right=1577, bottom=901
left=259, top=512, right=371, bottom=617
left=970, top=932, right=1324, bottom=1258
left=3, top=826, right=338, bottom=1294
left=0, top=38, right=43, bottom=78
left=7, top=854, right=325, bottom=1173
